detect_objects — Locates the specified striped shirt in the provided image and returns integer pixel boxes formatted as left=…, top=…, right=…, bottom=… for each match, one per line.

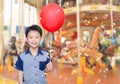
left=15, top=48, right=50, bottom=84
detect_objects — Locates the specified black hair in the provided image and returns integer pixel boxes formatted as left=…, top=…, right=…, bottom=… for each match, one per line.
left=25, top=25, right=42, bottom=37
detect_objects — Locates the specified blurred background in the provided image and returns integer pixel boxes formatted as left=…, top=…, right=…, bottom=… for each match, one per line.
left=0, top=0, right=120, bottom=84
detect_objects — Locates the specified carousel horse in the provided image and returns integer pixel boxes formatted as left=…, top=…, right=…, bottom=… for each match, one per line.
left=101, top=28, right=120, bottom=70
left=3, top=36, right=18, bottom=66
left=9, top=36, right=18, bottom=57
left=55, top=26, right=105, bottom=67
left=79, top=26, right=105, bottom=68
left=106, top=44, right=118, bottom=70
left=71, top=26, right=105, bottom=75
left=55, top=30, right=79, bottom=65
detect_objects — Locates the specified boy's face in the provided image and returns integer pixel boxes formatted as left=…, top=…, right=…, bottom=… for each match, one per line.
left=26, top=30, right=41, bottom=48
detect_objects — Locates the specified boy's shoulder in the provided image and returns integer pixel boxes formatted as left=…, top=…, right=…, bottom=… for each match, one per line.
left=39, top=48, right=49, bottom=55
left=18, top=50, right=28, bottom=56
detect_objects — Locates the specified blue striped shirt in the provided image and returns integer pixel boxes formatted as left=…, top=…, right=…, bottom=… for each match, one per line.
left=15, top=48, right=50, bottom=84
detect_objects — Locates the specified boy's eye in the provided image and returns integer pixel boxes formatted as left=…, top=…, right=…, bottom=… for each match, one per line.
left=36, top=37, right=39, bottom=38
left=29, top=37, right=33, bottom=38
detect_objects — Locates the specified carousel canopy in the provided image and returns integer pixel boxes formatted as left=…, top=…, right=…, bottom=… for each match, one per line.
left=24, top=0, right=120, bottom=30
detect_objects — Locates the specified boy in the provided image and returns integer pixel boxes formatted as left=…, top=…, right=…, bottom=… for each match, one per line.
left=15, top=25, right=53, bottom=84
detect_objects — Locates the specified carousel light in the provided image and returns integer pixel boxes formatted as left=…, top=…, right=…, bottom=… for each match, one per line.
left=66, top=22, right=72, bottom=26
left=103, top=16, right=106, bottom=19
left=93, top=16, right=98, bottom=21
left=105, top=14, right=108, bottom=17
left=103, top=14, right=109, bottom=19
left=80, top=13, right=85, bottom=17
left=87, top=20, right=90, bottom=24
left=84, top=19, right=88, bottom=23
left=84, top=20, right=90, bottom=25
left=93, top=18, right=96, bottom=21
left=95, top=16, right=98, bottom=19
left=113, top=23, right=116, bottom=26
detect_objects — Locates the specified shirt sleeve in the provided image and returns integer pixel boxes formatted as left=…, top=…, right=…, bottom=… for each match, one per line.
left=15, top=56, right=23, bottom=71
left=47, top=54, right=51, bottom=63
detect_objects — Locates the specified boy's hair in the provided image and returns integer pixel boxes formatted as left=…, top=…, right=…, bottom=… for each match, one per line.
left=25, top=25, right=42, bottom=37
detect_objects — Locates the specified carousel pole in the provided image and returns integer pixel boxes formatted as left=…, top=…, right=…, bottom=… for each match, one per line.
left=36, top=0, right=39, bottom=25
left=10, top=0, right=13, bottom=37
left=17, top=0, right=24, bottom=54
left=59, top=0, right=62, bottom=6
left=58, top=0, right=63, bottom=71
left=110, top=0, right=113, bottom=33
left=18, top=0, right=22, bottom=54
left=76, top=0, right=83, bottom=84
left=28, top=6, right=31, bottom=25
left=0, top=0, right=4, bottom=71
left=46, top=0, right=49, bottom=5
left=37, top=0, right=44, bottom=37
left=7, top=0, right=12, bottom=68
left=7, top=0, right=16, bottom=72
left=21, top=0, right=24, bottom=51
left=32, top=7, right=34, bottom=24
left=18, top=0, right=21, bottom=54
left=110, top=0, right=116, bottom=71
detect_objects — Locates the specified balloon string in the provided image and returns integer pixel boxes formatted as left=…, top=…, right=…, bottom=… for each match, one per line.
left=50, top=32, right=53, bottom=58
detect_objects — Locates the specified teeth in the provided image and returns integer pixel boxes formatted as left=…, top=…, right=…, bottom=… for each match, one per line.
left=32, top=43, right=36, bottom=44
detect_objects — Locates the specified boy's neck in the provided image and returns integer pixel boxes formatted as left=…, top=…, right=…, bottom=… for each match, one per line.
left=29, top=47, right=38, bottom=56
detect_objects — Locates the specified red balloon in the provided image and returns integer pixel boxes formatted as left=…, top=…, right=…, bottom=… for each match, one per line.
left=40, top=4, right=65, bottom=33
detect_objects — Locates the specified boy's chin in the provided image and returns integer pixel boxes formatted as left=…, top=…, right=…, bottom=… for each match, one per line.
left=30, top=46, right=39, bottom=49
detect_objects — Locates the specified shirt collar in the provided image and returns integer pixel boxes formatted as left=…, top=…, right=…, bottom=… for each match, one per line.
left=25, top=48, right=44, bottom=55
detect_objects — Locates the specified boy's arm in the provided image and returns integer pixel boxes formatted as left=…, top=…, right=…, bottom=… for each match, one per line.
left=15, top=55, right=23, bottom=84
left=18, top=70, right=23, bottom=84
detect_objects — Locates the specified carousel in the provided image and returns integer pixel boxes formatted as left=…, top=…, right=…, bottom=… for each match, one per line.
left=0, top=0, right=120, bottom=84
